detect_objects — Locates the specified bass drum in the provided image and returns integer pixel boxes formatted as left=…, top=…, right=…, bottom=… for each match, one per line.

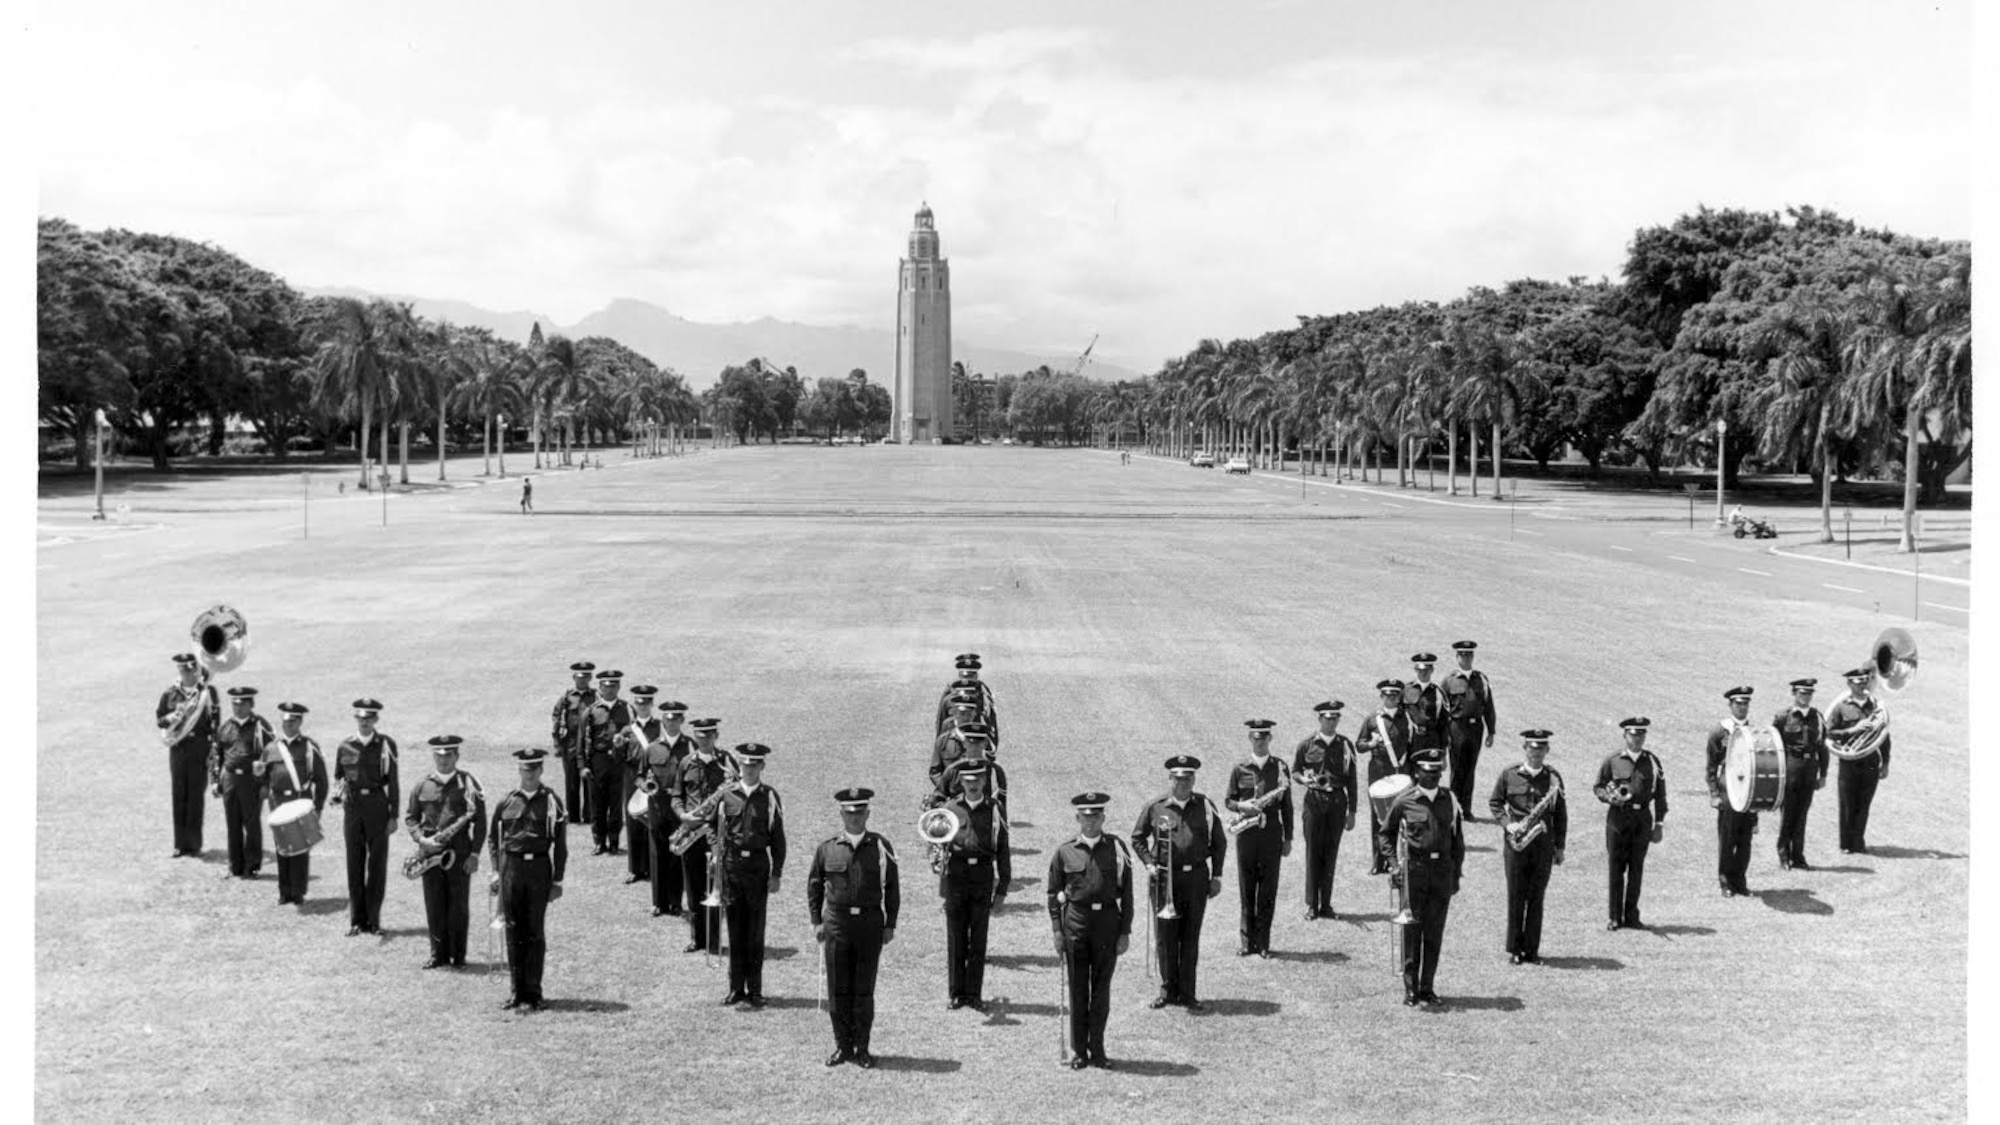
left=269, top=799, right=324, bottom=857
left=1723, top=725, right=1786, bottom=813
left=1367, top=774, right=1413, bottom=824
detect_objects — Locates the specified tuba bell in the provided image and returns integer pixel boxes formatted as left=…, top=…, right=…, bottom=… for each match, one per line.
left=192, top=605, right=250, bottom=675
left=1872, top=626, right=1918, bottom=694
left=918, top=806, right=962, bottom=874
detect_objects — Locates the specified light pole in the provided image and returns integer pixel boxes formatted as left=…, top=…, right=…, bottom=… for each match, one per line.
left=91, top=409, right=107, bottom=520
left=497, top=414, right=507, bottom=478
left=1713, top=417, right=1728, bottom=527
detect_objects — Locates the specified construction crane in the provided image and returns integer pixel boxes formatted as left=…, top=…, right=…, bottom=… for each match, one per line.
left=1068, top=334, right=1098, bottom=378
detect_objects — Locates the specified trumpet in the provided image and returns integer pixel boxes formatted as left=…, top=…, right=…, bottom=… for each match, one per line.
left=1603, top=781, right=1634, bottom=806
left=1292, top=769, right=1340, bottom=795
left=1225, top=785, right=1287, bottom=836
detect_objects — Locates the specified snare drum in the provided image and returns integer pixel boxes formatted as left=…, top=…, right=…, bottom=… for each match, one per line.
left=1367, top=775, right=1414, bottom=823
left=270, top=799, right=324, bottom=857
left=1723, top=725, right=1787, bottom=813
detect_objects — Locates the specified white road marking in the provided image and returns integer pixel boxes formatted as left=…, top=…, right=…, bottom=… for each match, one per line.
left=1668, top=555, right=1697, bottom=563
left=1608, top=545, right=1633, bottom=552
left=1737, top=568, right=1771, bottom=577
left=1923, top=602, right=1968, bottom=614
left=1380, top=501, right=1405, bottom=509
left=1514, top=528, right=1542, bottom=536
left=1822, top=583, right=1864, bottom=593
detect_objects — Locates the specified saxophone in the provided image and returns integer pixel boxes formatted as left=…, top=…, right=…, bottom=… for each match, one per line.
left=1225, top=785, right=1289, bottom=836
left=404, top=804, right=478, bottom=878
left=669, top=787, right=729, bottom=855
left=1504, top=779, right=1563, bottom=852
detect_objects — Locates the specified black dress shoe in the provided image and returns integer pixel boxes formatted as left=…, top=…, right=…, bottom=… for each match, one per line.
left=1258, top=948, right=1272, bottom=959
left=451, top=958, right=466, bottom=968
left=608, top=845, right=623, bottom=855
left=853, top=1051, right=877, bottom=1069
left=684, top=942, right=706, bottom=953
left=1510, top=953, right=1523, bottom=965
left=1421, top=991, right=1445, bottom=1008
left=1069, top=1058, right=1090, bottom=1070
left=1237, top=946, right=1253, bottom=957
left=422, top=957, right=444, bottom=969
left=348, top=926, right=365, bottom=937
left=1623, top=916, right=1645, bottom=930
left=1183, top=998, right=1205, bottom=1013
left=1793, top=858, right=1813, bottom=870
left=1605, top=920, right=1621, bottom=932
left=524, top=999, right=544, bottom=1012
left=965, top=998, right=989, bottom=1013
left=1303, top=907, right=1318, bottom=921
left=825, top=1049, right=849, bottom=1068
left=1732, top=884, right=1750, bottom=896
left=949, top=997, right=966, bottom=1010
left=747, top=995, right=766, bottom=1009
left=721, top=990, right=746, bottom=1006
left=1323, top=909, right=1338, bottom=921
left=1091, top=1057, right=1112, bottom=1070
left=591, top=845, right=607, bottom=856
left=501, top=997, right=522, bottom=1010
left=623, top=875, right=644, bottom=884
left=652, top=907, right=666, bottom=917
left=1403, top=992, right=1420, bottom=1007
left=665, top=905, right=683, bottom=916
left=1522, top=953, right=1542, bottom=965
left=1149, top=994, right=1171, bottom=1010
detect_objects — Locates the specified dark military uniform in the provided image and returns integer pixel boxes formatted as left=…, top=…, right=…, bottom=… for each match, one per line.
left=333, top=729, right=401, bottom=932
left=1442, top=662, right=1497, bottom=814
left=673, top=749, right=736, bottom=949
left=808, top=828, right=900, bottom=1059
left=933, top=666, right=998, bottom=741
left=719, top=781, right=786, bottom=1002
left=1706, top=720, right=1759, bottom=895
left=1224, top=754, right=1292, bottom=955
left=1406, top=670, right=1447, bottom=753
left=406, top=768, right=488, bottom=966
left=1772, top=700, right=1828, bottom=868
left=1828, top=690, right=1890, bottom=854
left=937, top=752, right=1009, bottom=825
left=550, top=677, right=595, bottom=823
left=582, top=691, right=633, bottom=852
left=1488, top=762, right=1567, bottom=961
left=618, top=711, right=661, bottom=879
left=1379, top=777, right=1464, bottom=1002
left=1292, top=728, right=1357, bottom=917
left=489, top=783, right=568, bottom=1007
left=211, top=699, right=274, bottom=878
left=1594, top=743, right=1668, bottom=927
left=1131, top=791, right=1225, bottom=1006
left=156, top=675, right=218, bottom=856
left=1047, top=832, right=1133, bottom=1067
left=938, top=791, right=1010, bottom=1006
left=1360, top=705, right=1420, bottom=873
left=262, top=729, right=328, bottom=903
left=643, top=728, right=696, bottom=915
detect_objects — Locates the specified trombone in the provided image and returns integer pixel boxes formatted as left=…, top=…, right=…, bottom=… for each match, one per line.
left=700, top=794, right=727, bottom=970
left=1389, top=829, right=1415, bottom=974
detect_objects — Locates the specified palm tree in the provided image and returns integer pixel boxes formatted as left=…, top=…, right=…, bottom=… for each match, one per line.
left=533, top=335, right=599, bottom=467
left=1443, top=314, right=1541, bottom=499
left=307, top=297, right=415, bottom=490
left=1744, top=295, right=1853, bottom=543
left=446, top=329, right=525, bottom=477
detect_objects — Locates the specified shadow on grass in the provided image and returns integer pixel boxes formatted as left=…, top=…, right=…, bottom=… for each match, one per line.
left=1642, top=924, right=1716, bottom=939
left=1010, top=846, right=1043, bottom=857
left=1751, top=888, right=1833, bottom=916
left=539, top=998, right=633, bottom=1014
left=988, top=953, right=1061, bottom=970
left=375, top=927, right=429, bottom=940
left=1435, top=995, right=1524, bottom=1012
left=1341, top=912, right=1394, bottom=926
left=1009, top=821, right=1036, bottom=830
left=1464, top=844, right=1496, bottom=854
left=1011, top=875, right=1043, bottom=888
left=1105, top=1059, right=1201, bottom=1077
left=1264, top=949, right=1349, bottom=965
left=994, top=900, right=1043, bottom=916
left=1192, top=998, right=1281, bottom=1017
left=297, top=897, right=350, bottom=916
left=1539, top=955, right=1623, bottom=971
left=765, top=946, right=801, bottom=961
left=1868, top=846, right=1967, bottom=861
left=984, top=1000, right=1060, bottom=1022
left=876, top=1055, right=963, bottom=1075
left=1809, top=865, right=1874, bottom=875
left=752, top=997, right=819, bottom=1011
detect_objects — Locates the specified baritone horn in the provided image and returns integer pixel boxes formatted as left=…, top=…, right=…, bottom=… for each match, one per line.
left=918, top=806, right=961, bottom=874
left=192, top=604, right=250, bottom=674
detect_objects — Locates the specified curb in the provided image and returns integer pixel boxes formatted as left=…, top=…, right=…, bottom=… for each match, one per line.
left=1763, top=544, right=1971, bottom=588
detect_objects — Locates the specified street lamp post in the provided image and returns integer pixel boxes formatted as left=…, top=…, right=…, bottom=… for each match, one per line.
left=497, top=414, right=507, bottom=478
left=1714, top=418, right=1728, bottom=527
left=92, top=409, right=107, bottom=520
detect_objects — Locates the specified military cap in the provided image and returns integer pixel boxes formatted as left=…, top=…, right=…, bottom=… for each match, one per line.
left=1843, top=666, right=1874, bottom=683
left=228, top=686, right=259, bottom=699
left=950, top=677, right=982, bottom=689
left=1411, top=748, right=1446, bottom=772
left=1245, top=719, right=1275, bottom=734
left=1723, top=685, right=1754, bottom=701
left=690, top=718, right=720, bottom=733
left=834, top=786, right=874, bottom=810
left=958, top=722, right=992, bottom=739
left=954, top=653, right=983, bottom=670
left=629, top=685, right=658, bottom=700
left=1070, top=791, right=1111, bottom=811
left=949, top=692, right=982, bottom=707
left=512, top=748, right=548, bottom=766
left=171, top=652, right=198, bottom=667
left=596, top=669, right=624, bottom=682
left=351, top=697, right=383, bottom=715
left=956, top=761, right=990, bottom=779
left=1451, top=640, right=1478, bottom=652
left=1165, top=754, right=1201, bottom=775
left=428, top=734, right=464, bottom=752
left=735, top=742, right=772, bottom=761
left=1788, top=678, right=1818, bottom=690
left=658, top=700, right=688, bottom=716
left=568, top=661, right=596, bottom=674
left=1410, top=653, right=1437, bottom=666
left=1619, top=717, right=1651, bottom=732
left=1312, top=700, right=1345, bottom=716
left=1519, top=728, right=1552, bottom=745
left=1375, top=679, right=1405, bottom=694
left=277, top=701, right=308, bottom=716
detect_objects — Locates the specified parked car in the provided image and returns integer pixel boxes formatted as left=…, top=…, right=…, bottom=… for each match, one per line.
left=1190, top=452, right=1216, bottom=468
left=1224, top=456, right=1251, bottom=475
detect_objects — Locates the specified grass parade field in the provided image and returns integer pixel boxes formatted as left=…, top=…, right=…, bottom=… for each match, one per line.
left=36, top=445, right=1967, bottom=1121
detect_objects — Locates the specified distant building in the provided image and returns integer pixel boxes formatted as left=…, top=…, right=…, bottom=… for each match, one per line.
left=893, top=202, right=952, bottom=443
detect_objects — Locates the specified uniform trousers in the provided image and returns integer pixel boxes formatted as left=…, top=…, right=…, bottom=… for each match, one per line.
left=500, top=853, right=552, bottom=1002
left=1501, top=838, right=1553, bottom=957
left=823, top=909, right=885, bottom=1053
left=724, top=853, right=772, bottom=997
left=220, top=771, right=263, bottom=876
left=169, top=742, right=207, bottom=854
left=1234, top=825, right=1282, bottom=952
left=1060, top=908, right=1121, bottom=1062
left=1446, top=718, right=1485, bottom=814
left=586, top=762, right=622, bottom=849
left=1715, top=806, right=1756, bottom=891
left=562, top=752, right=590, bottom=825
left=1150, top=867, right=1209, bottom=1002
left=1400, top=864, right=1454, bottom=994
left=275, top=847, right=311, bottom=903
left=648, top=807, right=683, bottom=913
left=1776, top=757, right=1817, bottom=864
left=423, top=862, right=474, bottom=962
left=1604, top=808, right=1652, bottom=924
left=1299, top=794, right=1345, bottom=913
left=343, top=794, right=393, bottom=929
left=1837, top=757, right=1882, bottom=852
left=942, top=869, right=997, bottom=1001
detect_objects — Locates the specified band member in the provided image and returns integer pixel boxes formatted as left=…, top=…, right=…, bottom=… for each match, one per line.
left=1359, top=680, right=1419, bottom=874
left=1829, top=666, right=1891, bottom=855
left=1292, top=701, right=1357, bottom=920
left=1047, top=792, right=1133, bottom=1070
left=719, top=743, right=786, bottom=1007
left=809, top=787, right=900, bottom=1068
left=211, top=686, right=273, bottom=879
left=1131, top=756, right=1225, bottom=1011
left=550, top=661, right=596, bottom=825
left=642, top=701, right=694, bottom=916
left=1772, top=678, right=1828, bottom=870
left=1379, top=749, right=1464, bottom=1006
left=489, top=749, right=568, bottom=1011
left=1706, top=687, right=1759, bottom=897
left=1224, top=719, right=1292, bottom=957
left=332, top=698, right=400, bottom=936
left=1595, top=717, right=1667, bottom=930
left=1489, top=729, right=1567, bottom=964
left=406, top=735, right=487, bottom=969
left=617, top=685, right=661, bottom=883
left=1441, top=641, right=1497, bottom=817
left=937, top=724, right=1008, bottom=823
left=929, top=693, right=984, bottom=787
left=581, top=670, right=631, bottom=855
left=673, top=718, right=735, bottom=951
left=938, top=761, right=1009, bottom=1010
left=1406, top=654, right=1446, bottom=751
left=157, top=652, right=218, bottom=857
left=263, top=702, right=328, bottom=906
left=935, top=653, right=998, bottom=740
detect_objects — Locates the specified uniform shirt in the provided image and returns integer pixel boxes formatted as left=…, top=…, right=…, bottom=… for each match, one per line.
left=488, top=787, right=568, bottom=880
left=212, top=711, right=273, bottom=775
left=1704, top=721, right=1748, bottom=803
left=1361, top=708, right=1419, bottom=774
left=584, top=698, right=634, bottom=760
left=157, top=682, right=219, bottom=749
left=1444, top=668, right=1498, bottom=729
left=405, top=770, right=489, bottom=857
left=1225, top=755, right=1295, bottom=842
left=1827, top=693, right=1892, bottom=768
left=1131, top=793, right=1227, bottom=877
left=671, top=753, right=736, bottom=820
left=1292, top=732, right=1359, bottom=813
left=1045, top=835, right=1134, bottom=936
left=262, top=735, right=328, bottom=810
left=807, top=831, right=900, bottom=926
left=941, top=795, right=1011, bottom=885
left=933, top=681, right=998, bottom=738
left=1488, top=764, right=1567, bottom=850
left=1594, top=749, right=1669, bottom=824
left=1772, top=706, right=1828, bottom=781
left=719, top=784, right=787, bottom=872
left=643, top=732, right=696, bottom=794
left=334, top=733, right=401, bottom=804
left=549, top=687, right=594, bottom=755
left=928, top=727, right=978, bottom=785
left=619, top=715, right=662, bottom=769
left=1379, top=785, right=1465, bottom=876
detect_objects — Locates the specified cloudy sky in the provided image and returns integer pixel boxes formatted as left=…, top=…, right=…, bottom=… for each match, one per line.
left=35, top=0, right=1973, bottom=371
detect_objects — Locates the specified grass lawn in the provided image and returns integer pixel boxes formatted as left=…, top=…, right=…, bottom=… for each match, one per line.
left=36, top=446, right=1968, bottom=1121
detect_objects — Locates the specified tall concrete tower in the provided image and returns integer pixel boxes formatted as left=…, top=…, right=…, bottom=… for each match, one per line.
left=893, top=202, right=952, bottom=443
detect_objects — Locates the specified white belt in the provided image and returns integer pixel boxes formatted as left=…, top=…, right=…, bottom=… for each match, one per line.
left=848, top=906, right=863, bottom=915
left=1089, top=903, right=1103, bottom=911
left=963, top=857, right=982, bottom=865
left=737, top=849, right=753, bottom=857
left=1178, top=864, right=1197, bottom=872
left=1426, top=852, right=1441, bottom=859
